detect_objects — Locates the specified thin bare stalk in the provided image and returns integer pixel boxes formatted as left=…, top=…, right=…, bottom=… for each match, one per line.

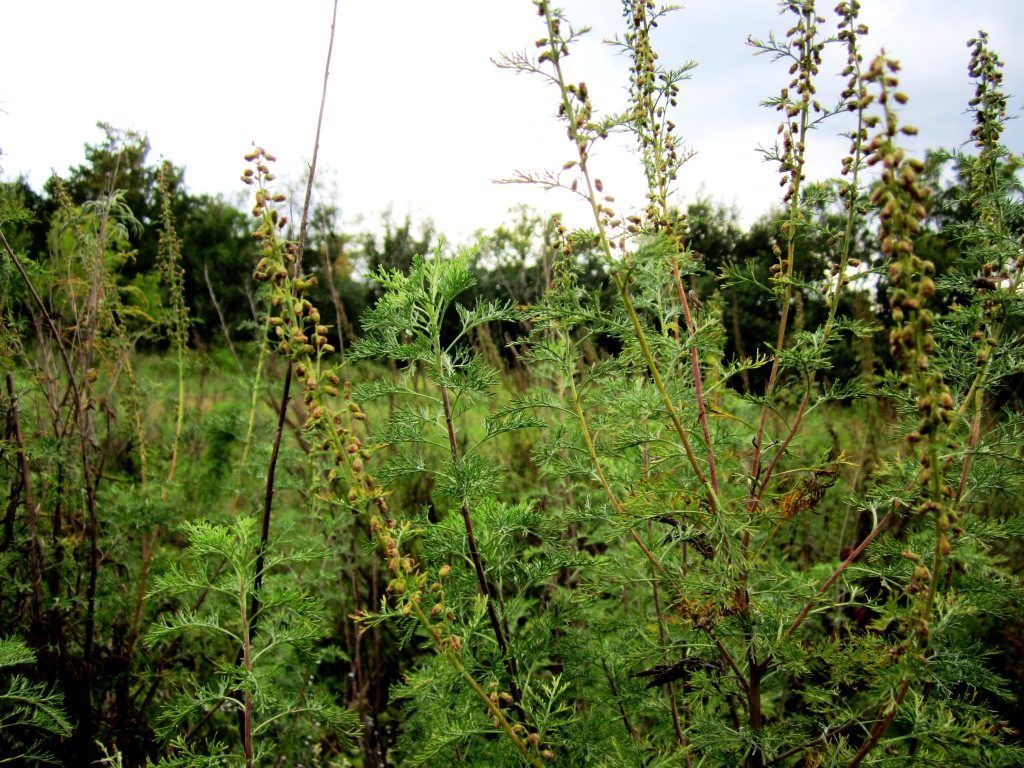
left=232, top=321, right=272, bottom=512
left=249, top=361, right=293, bottom=631
left=127, top=527, right=159, bottom=653
left=295, top=0, right=339, bottom=275
left=5, top=371, right=43, bottom=626
left=754, top=393, right=810, bottom=505
left=320, top=240, right=352, bottom=362
left=249, top=0, right=337, bottom=620
left=706, top=629, right=749, bottom=695
left=671, top=261, right=720, bottom=498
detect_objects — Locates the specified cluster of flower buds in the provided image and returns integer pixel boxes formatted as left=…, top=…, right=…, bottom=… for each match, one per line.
left=962, top=37, right=1020, bottom=375
left=245, top=148, right=292, bottom=285
left=328, top=382, right=389, bottom=521
left=835, top=0, right=869, bottom=224
left=770, top=1, right=827, bottom=205
left=363, top=515, right=463, bottom=650
left=967, top=33, right=1007, bottom=158
left=620, top=0, right=694, bottom=256
left=242, top=148, right=338, bottom=367
left=243, top=148, right=396, bottom=533
left=240, top=146, right=277, bottom=184
left=861, top=60, right=963, bottom=594
left=862, top=57, right=954, bottom=450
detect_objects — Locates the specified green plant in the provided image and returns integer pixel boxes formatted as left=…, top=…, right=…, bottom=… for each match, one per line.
left=157, top=160, right=191, bottom=491
left=330, top=1, right=1024, bottom=766
left=2, top=2, right=1024, bottom=766
left=146, top=518, right=357, bottom=768
left=0, top=637, right=71, bottom=765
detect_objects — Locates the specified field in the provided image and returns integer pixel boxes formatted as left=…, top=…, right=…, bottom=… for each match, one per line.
left=2, top=2, right=1024, bottom=767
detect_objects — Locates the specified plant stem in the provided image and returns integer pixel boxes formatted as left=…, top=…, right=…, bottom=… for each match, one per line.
left=766, top=704, right=878, bottom=765
left=956, top=389, right=984, bottom=504
left=239, top=566, right=254, bottom=768
left=602, top=656, right=639, bottom=743
left=249, top=0, right=336, bottom=632
left=847, top=679, right=911, bottom=768
left=165, top=343, right=186, bottom=489
left=408, top=599, right=541, bottom=767
left=250, top=361, right=293, bottom=632
left=203, top=261, right=245, bottom=375
left=671, top=259, right=720, bottom=500
left=562, top=336, right=668, bottom=577
left=787, top=511, right=892, bottom=638
left=437, top=374, right=523, bottom=706
left=5, top=371, right=43, bottom=628
left=233, top=322, right=271, bottom=512
left=647, top=520, right=687, bottom=752
left=750, top=2, right=817, bottom=505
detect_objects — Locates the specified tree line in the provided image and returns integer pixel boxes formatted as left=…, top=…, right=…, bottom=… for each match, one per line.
left=6, top=121, right=1014, bottom=401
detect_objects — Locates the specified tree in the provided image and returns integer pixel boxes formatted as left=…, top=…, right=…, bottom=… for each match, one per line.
left=361, top=212, right=438, bottom=299
left=48, top=123, right=178, bottom=280
left=176, top=194, right=254, bottom=344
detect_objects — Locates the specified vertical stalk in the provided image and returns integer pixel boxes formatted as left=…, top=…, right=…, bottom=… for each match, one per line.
left=5, top=371, right=44, bottom=628
left=239, top=570, right=254, bottom=768
left=436, top=366, right=523, bottom=705
left=155, top=162, right=189, bottom=495
left=646, top=520, right=687, bottom=755
left=750, top=1, right=818, bottom=502
left=320, top=241, right=352, bottom=362
left=670, top=260, right=720, bottom=498
left=248, top=0, right=337, bottom=633
left=746, top=653, right=764, bottom=768
left=165, top=348, right=186, bottom=488
left=561, top=334, right=668, bottom=577
left=602, top=657, right=639, bottom=743
left=294, top=0, right=339, bottom=277
left=537, top=4, right=719, bottom=516
left=249, top=360, right=293, bottom=631
left=956, top=389, right=984, bottom=503
left=232, top=323, right=271, bottom=512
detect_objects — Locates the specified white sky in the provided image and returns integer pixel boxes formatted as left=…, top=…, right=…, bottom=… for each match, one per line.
left=2, top=1, right=1022, bottom=243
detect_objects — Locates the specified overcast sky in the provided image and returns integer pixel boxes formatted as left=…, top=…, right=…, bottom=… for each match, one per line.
left=2, top=1, right=1022, bottom=242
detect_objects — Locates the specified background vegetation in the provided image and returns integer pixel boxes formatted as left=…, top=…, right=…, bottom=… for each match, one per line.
left=1, top=1, right=1023, bottom=766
